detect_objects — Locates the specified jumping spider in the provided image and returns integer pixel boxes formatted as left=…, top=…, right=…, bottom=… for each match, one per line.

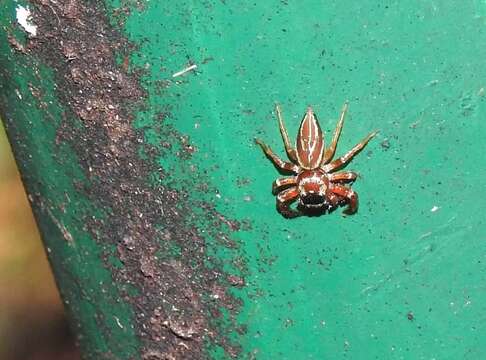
left=255, top=102, right=377, bottom=218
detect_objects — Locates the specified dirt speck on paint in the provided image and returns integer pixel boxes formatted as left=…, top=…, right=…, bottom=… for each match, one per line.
left=380, top=138, right=390, bottom=151
left=407, top=311, right=414, bottom=321
left=27, top=1, right=244, bottom=358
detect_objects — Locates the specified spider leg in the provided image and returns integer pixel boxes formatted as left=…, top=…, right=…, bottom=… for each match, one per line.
left=326, top=191, right=345, bottom=212
left=322, top=102, right=348, bottom=164
left=255, top=138, right=300, bottom=173
left=272, top=176, right=297, bottom=195
left=330, top=184, right=358, bottom=215
left=276, top=186, right=301, bottom=218
left=322, top=131, right=377, bottom=173
left=276, top=104, right=298, bottom=163
left=329, top=171, right=358, bottom=183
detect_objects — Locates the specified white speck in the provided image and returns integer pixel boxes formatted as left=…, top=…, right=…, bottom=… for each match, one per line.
left=430, top=205, right=439, bottom=212
left=360, top=285, right=374, bottom=294
left=15, top=89, right=22, bottom=99
left=16, top=6, right=37, bottom=37
left=114, top=316, right=124, bottom=329
left=179, top=342, right=189, bottom=350
left=419, top=231, right=432, bottom=240
left=172, top=64, right=197, bottom=78
left=215, top=193, right=221, bottom=199
left=426, top=79, right=439, bottom=87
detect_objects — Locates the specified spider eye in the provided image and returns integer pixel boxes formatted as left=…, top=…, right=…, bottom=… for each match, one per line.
left=301, top=193, right=325, bottom=207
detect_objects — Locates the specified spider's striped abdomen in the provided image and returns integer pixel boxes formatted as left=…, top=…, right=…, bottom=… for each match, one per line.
left=296, top=107, right=324, bottom=169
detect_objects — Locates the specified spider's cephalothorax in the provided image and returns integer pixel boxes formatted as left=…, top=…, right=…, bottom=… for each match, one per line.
left=255, top=103, right=377, bottom=218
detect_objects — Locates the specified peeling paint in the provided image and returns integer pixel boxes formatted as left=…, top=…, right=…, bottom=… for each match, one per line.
left=16, top=5, right=37, bottom=36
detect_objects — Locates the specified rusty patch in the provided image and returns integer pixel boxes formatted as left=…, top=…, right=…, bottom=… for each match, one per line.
left=27, top=1, right=245, bottom=358
left=7, top=33, right=28, bottom=54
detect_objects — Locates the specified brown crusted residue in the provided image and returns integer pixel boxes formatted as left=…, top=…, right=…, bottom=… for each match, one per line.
left=27, top=1, right=245, bottom=358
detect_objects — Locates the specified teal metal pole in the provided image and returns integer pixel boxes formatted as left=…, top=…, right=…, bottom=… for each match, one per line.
left=1, top=1, right=485, bottom=359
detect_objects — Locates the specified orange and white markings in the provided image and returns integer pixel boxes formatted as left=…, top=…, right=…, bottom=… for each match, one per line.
left=329, top=171, right=358, bottom=183
left=322, top=102, right=348, bottom=164
left=296, top=108, right=324, bottom=169
left=323, top=131, right=377, bottom=173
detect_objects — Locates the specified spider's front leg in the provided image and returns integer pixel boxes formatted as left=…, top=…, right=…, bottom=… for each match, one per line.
left=255, top=139, right=300, bottom=173
left=330, top=184, right=358, bottom=215
left=276, top=186, right=301, bottom=218
left=272, top=176, right=297, bottom=195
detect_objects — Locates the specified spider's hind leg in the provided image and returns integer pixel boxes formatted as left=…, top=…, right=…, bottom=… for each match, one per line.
left=323, top=131, right=377, bottom=172
left=322, top=102, right=348, bottom=164
left=275, top=104, right=298, bottom=163
left=255, top=138, right=300, bottom=173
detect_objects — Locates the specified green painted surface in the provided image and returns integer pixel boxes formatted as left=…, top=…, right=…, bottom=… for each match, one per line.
left=1, top=0, right=486, bottom=359
left=127, top=1, right=486, bottom=358
left=0, top=1, right=140, bottom=358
